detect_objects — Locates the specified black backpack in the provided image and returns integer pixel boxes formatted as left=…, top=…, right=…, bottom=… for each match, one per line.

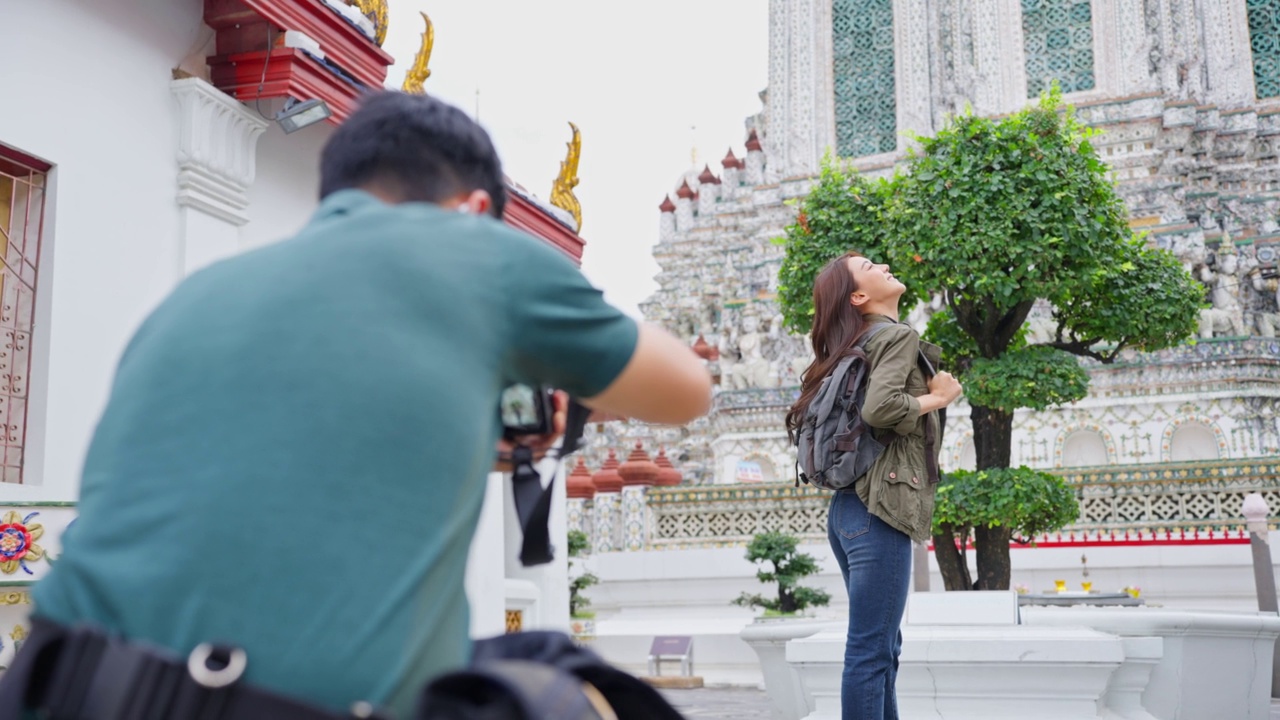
left=795, top=323, right=890, bottom=490
left=795, top=324, right=945, bottom=490
left=416, top=631, right=685, bottom=720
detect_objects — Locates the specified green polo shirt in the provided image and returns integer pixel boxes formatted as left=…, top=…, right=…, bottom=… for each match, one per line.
left=32, top=190, right=637, bottom=715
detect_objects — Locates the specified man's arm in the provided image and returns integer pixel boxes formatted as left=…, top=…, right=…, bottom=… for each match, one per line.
left=497, top=226, right=711, bottom=427
left=580, top=323, right=712, bottom=425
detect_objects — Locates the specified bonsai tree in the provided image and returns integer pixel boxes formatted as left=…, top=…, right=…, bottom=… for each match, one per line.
left=932, top=468, right=1079, bottom=590
left=567, top=529, right=598, bottom=618
left=732, top=531, right=831, bottom=615
left=777, top=88, right=1203, bottom=590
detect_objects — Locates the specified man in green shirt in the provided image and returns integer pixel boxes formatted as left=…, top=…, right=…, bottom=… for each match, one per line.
left=4, top=92, right=711, bottom=718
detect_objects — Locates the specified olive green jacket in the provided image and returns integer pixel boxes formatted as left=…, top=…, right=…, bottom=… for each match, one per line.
left=854, top=314, right=944, bottom=542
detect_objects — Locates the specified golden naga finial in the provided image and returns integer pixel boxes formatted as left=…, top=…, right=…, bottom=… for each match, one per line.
left=347, top=0, right=389, bottom=46
left=550, top=122, right=583, bottom=231
left=402, top=11, right=434, bottom=94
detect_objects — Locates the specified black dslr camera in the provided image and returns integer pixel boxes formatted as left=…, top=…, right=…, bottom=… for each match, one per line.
left=499, top=384, right=557, bottom=439
left=497, top=384, right=592, bottom=567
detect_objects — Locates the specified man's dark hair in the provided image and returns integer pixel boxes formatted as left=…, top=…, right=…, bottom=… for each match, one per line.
left=319, top=92, right=506, bottom=217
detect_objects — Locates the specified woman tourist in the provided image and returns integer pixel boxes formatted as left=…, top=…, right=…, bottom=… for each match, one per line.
left=785, top=253, right=962, bottom=720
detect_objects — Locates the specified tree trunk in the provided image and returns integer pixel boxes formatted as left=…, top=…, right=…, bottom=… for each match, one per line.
left=970, top=405, right=1013, bottom=470
left=970, top=404, right=1015, bottom=590
left=776, top=562, right=796, bottom=613
left=974, top=524, right=1013, bottom=590
left=933, top=528, right=973, bottom=591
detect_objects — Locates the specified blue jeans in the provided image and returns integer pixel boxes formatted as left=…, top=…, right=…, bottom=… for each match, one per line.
left=827, top=488, right=912, bottom=720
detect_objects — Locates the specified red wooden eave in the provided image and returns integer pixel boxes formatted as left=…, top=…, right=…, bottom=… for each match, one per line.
left=208, top=48, right=366, bottom=123
left=204, top=0, right=393, bottom=125
left=503, top=195, right=585, bottom=266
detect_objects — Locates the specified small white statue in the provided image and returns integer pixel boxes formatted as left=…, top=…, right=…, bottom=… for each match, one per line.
left=1249, top=267, right=1280, bottom=337
left=727, top=312, right=776, bottom=389
left=1198, top=238, right=1247, bottom=338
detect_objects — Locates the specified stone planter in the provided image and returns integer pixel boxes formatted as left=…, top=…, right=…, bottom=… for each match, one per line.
left=1022, top=606, right=1280, bottom=720
left=740, top=617, right=838, bottom=720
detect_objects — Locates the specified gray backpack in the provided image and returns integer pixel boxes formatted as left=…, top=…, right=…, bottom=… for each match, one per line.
left=795, top=324, right=891, bottom=491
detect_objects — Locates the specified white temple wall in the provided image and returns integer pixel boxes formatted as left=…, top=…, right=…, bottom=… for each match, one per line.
left=589, top=536, right=1271, bottom=623
left=1, top=0, right=340, bottom=502
left=4, top=0, right=202, bottom=501
left=243, top=121, right=334, bottom=251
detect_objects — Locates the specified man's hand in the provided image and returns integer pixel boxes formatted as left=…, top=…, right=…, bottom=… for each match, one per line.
left=493, top=391, right=568, bottom=472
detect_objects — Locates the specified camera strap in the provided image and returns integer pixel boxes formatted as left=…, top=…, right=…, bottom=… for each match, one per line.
left=510, top=445, right=555, bottom=566
left=509, top=400, right=592, bottom=567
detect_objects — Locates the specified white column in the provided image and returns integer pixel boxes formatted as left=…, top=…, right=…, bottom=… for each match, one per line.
left=1200, top=0, right=1258, bottom=107
left=171, top=78, right=268, bottom=276
left=1097, top=0, right=1160, bottom=97
left=675, top=196, right=695, bottom=233
left=465, top=472, right=508, bottom=638
left=659, top=209, right=676, bottom=242
left=566, top=497, right=588, bottom=535
left=766, top=0, right=825, bottom=178
left=697, top=181, right=720, bottom=216
left=500, top=459, right=570, bottom=633
left=592, top=491, right=620, bottom=553
left=970, top=0, right=1029, bottom=115
left=745, top=148, right=767, bottom=185
left=621, top=485, right=650, bottom=551
left=892, top=0, right=936, bottom=144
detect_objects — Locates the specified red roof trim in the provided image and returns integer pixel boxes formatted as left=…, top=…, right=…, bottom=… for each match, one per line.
left=503, top=194, right=585, bottom=265
left=0, top=145, right=52, bottom=173
left=205, top=0, right=393, bottom=89
left=208, top=47, right=365, bottom=124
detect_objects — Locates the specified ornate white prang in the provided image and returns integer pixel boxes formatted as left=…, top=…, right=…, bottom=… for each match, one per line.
left=171, top=77, right=269, bottom=227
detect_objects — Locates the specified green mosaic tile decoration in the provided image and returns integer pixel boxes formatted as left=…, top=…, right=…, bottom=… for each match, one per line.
left=832, top=0, right=897, bottom=158
left=1248, top=0, right=1280, bottom=99
left=1022, top=0, right=1096, bottom=97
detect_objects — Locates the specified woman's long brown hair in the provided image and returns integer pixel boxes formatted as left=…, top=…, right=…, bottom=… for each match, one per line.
left=784, top=252, right=869, bottom=443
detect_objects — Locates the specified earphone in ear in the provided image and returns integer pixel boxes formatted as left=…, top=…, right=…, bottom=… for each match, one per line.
left=456, top=205, right=472, bottom=215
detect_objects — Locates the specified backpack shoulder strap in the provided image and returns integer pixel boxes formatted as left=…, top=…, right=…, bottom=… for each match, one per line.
left=841, top=322, right=892, bottom=395
left=812, top=355, right=858, bottom=429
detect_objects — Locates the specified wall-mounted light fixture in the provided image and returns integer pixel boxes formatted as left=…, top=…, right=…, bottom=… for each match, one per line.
left=276, top=98, right=332, bottom=134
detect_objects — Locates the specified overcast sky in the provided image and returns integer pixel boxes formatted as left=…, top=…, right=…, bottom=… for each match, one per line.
left=380, top=1, right=770, bottom=317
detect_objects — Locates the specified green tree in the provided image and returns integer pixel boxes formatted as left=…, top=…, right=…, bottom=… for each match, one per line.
left=567, top=529, right=598, bottom=618
left=732, top=531, right=831, bottom=615
left=932, top=468, right=1079, bottom=589
left=777, top=89, right=1202, bottom=590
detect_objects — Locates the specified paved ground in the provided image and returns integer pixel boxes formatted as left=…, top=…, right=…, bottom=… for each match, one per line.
left=659, top=687, right=774, bottom=719
left=664, top=690, right=1280, bottom=719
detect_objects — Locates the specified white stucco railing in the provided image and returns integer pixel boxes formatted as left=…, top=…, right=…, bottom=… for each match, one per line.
left=568, top=458, right=1280, bottom=551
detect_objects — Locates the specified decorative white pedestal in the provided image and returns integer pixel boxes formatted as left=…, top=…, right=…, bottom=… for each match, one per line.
left=787, top=625, right=1125, bottom=720
left=1101, top=636, right=1162, bottom=720
left=1022, top=606, right=1280, bottom=720
left=740, top=617, right=837, bottom=720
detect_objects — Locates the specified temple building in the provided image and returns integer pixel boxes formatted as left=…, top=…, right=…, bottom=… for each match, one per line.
left=569, top=0, right=1280, bottom=676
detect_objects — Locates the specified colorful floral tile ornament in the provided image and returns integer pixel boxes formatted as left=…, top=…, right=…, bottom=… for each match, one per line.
left=0, top=511, right=44, bottom=575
